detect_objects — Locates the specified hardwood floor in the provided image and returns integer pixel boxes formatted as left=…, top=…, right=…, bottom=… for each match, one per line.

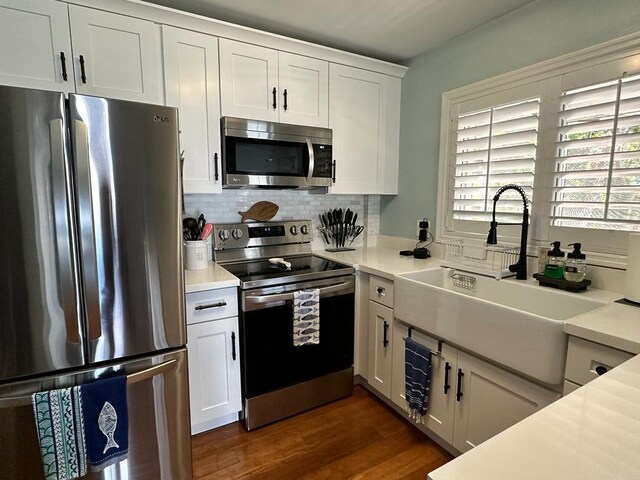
left=192, top=386, right=453, bottom=479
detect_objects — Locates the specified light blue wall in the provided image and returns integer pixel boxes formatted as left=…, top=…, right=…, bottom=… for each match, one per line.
left=380, top=0, right=640, bottom=238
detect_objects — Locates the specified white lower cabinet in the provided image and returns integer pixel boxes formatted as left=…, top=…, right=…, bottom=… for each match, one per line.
left=389, top=321, right=559, bottom=453
left=367, top=300, right=393, bottom=398
left=186, top=288, right=241, bottom=435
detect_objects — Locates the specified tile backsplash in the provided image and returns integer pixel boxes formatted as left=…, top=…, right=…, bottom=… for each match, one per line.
left=184, top=190, right=380, bottom=249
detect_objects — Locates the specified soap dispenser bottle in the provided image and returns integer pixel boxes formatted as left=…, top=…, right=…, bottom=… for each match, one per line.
left=544, top=241, right=565, bottom=279
left=564, top=243, right=587, bottom=282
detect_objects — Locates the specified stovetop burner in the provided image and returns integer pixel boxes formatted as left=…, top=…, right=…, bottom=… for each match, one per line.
left=222, top=254, right=353, bottom=289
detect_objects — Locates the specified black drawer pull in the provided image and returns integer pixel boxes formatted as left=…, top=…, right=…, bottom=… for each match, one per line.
left=444, top=362, right=451, bottom=394
left=283, top=88, right=288, bottom=111
left=231, top=331, right=237, bottom=361
left=595, top=365, right=608, bottom=376
left=383, top=320, right=389, bottom=348
left=79, top=55, right=87, bottom=84
left=376, top=286, right=385, bottom=295
left=214, top=152, right=219, bottom=181
left=456, top=369, right=464, bottom=402
left=60, top=52, right=68, bottom=81
left=194, top=301, right=227, bottom=311
left=272, top=87, right=277, bottom=109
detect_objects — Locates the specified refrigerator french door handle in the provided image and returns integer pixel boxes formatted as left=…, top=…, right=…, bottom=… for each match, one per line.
left=73, top=119, right=102, bottom=342
left=0, top=359, right=177, bottom=409
left=50, top=119, right=81, bottom=345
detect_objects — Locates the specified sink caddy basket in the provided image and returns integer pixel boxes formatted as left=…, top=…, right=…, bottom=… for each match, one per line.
left=441, top=239, right=519, bottom=280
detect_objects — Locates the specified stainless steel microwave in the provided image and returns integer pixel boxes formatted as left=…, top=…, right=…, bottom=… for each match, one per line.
left=221, top=117, right=334, bottom=189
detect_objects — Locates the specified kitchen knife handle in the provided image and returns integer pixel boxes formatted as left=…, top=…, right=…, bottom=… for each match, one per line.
left=231, top=331, right=237, bottom=361
left=383, top=321, right=389, bottom=348
left=283, top=88, right=288, bottom=111
left=272, top=87, right=277, bottom=109
left=214, top=152, right=219, bottom=181
left=444, top=362, right=451, bottom=394
left=456, top=369, right=464, bottom=402
left=60, top=52, right=68, bottom=81
left=79, top=55, right=87, bottom=84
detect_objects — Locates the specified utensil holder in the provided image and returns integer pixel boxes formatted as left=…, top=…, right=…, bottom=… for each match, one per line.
left=183, top=240, right=209, bottom=270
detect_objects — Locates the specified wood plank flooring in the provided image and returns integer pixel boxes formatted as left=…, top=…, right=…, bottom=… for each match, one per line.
left=192, top=386, right=453, bottom=479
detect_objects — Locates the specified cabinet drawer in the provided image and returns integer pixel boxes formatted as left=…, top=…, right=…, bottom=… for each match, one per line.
left=565, top=336, right=633, bottom=386
left=369, top=275, right=394, bottom=308
left=186, top=287, right=238, bottom=325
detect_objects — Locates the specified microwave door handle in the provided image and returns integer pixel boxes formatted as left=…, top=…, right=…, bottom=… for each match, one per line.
left=305, top=138, right=315, bottom=184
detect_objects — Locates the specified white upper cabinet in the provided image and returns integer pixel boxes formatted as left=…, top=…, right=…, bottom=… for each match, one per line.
left=219, top=38, right=329, bottom=127
left=0, top=0, right=74, bottom=93
left=330, top=64, right=399, bottom=194
left=68, top=5, right=162, bottom=104
left=278, top=52, right=329, bottom=127
left=163, top=26, right=222, bottom=194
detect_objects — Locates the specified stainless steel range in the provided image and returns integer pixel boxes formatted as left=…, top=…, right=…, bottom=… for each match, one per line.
left=212, top=220, right=355, bottom=430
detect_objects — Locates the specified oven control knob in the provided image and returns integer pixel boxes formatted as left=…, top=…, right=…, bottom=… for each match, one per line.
left=231, top=228, right=243, bottom=240
left=300, top=225, right=309, bottom=235
left=218, top=229, right=230, bottom=241
left=290, top=226, right=298, bottom=235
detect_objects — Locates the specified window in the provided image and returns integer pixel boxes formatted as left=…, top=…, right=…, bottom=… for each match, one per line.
left=437, top=37, right=640, bottom=261
left=553, top=74, right=640, bottom=232
left=454, top=98, right=539, bottom=223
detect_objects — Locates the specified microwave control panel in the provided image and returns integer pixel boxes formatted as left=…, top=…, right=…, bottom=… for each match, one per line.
left=312, top=144, right=333, bottom=178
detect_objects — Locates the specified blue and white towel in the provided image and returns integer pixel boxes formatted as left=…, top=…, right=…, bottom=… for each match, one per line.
left=293, top=288, right=320, bottom=346
left=32, top=386, right=88, bottom=480
left=404, top=337, right=433, bottom=422
left=81, top=376, right=129, bottom=471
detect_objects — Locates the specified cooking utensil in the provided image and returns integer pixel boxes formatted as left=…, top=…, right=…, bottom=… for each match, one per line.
left=196, top=213, right=206, bottom=231
left=200, top=223, right=213, bottom=241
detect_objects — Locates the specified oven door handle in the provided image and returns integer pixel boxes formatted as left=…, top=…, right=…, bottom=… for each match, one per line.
left=244, top=281, right=353, bottom=309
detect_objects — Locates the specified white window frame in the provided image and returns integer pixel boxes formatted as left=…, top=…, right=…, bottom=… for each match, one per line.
left=437, top=31, right=640, bottom=268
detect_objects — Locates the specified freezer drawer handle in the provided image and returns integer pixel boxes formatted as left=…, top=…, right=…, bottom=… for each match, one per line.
left=0, top=359, right=177, bottom=409
left=194, top=301, right=227, bottom=311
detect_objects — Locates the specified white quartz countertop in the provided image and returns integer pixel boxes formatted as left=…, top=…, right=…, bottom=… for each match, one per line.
left=429, top=351, right=640, bottom=480
left=565, top=301, right=640, bottom=353
left=313, top=246, right=439, bottom=279
left=184, top=261, right=239, bottom=293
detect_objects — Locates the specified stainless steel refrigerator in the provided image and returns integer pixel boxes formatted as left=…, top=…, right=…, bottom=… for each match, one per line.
left=0, top=85, right=192, bottom=479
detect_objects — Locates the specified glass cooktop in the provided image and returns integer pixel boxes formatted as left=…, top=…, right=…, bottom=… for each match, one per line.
left=222, top=255, right=354, bottom=289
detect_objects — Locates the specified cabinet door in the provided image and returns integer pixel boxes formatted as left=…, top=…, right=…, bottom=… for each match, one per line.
left=329, top=64, right=388, bottom=194
left=452, top=350, right=559, bottom=453
left=219, top=38, right=279, bottom=122
left=69, top=5, right=161, bottom=104
left=187, top=317, right=242, bottom=434
left=163, top=26, right=221, bottom=194
left=0, top=0, right=74, bottom=93
left=278, top=52, right=328, bottom=127
left=367, top=300, right=393, bottom=398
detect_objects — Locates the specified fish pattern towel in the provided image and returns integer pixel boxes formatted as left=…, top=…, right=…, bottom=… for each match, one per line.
left=81, top=376, right=129, bottom=471
left=32, top=386, right=88, bottom=480
left=293, top=288, right=320, bottom=346
left=404, top=337, right=432, bottom=422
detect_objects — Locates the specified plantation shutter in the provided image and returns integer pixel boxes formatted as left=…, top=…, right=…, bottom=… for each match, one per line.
left=453, top=98, right=540, bottom=224
left=552, top=74, right=640, bottom=232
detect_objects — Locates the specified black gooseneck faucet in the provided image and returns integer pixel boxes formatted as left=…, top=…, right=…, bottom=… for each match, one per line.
left=486, top=184, right=529, bottom=280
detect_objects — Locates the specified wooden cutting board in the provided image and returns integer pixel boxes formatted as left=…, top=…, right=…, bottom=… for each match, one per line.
left=238, top=201, right=279, bottom=222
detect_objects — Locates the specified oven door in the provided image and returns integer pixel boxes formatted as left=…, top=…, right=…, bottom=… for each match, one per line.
left=240, top=276, right=354, bottom=399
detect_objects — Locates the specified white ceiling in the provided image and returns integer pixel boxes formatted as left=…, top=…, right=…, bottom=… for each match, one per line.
left=144, top=0, right=536, bottom=64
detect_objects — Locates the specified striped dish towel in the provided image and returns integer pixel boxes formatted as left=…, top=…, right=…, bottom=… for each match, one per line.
left=293, top=289, right=320, bottom=346
left=404, top=337, right=432, bottom=422
left=32, top=386, right=88, bottom=480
